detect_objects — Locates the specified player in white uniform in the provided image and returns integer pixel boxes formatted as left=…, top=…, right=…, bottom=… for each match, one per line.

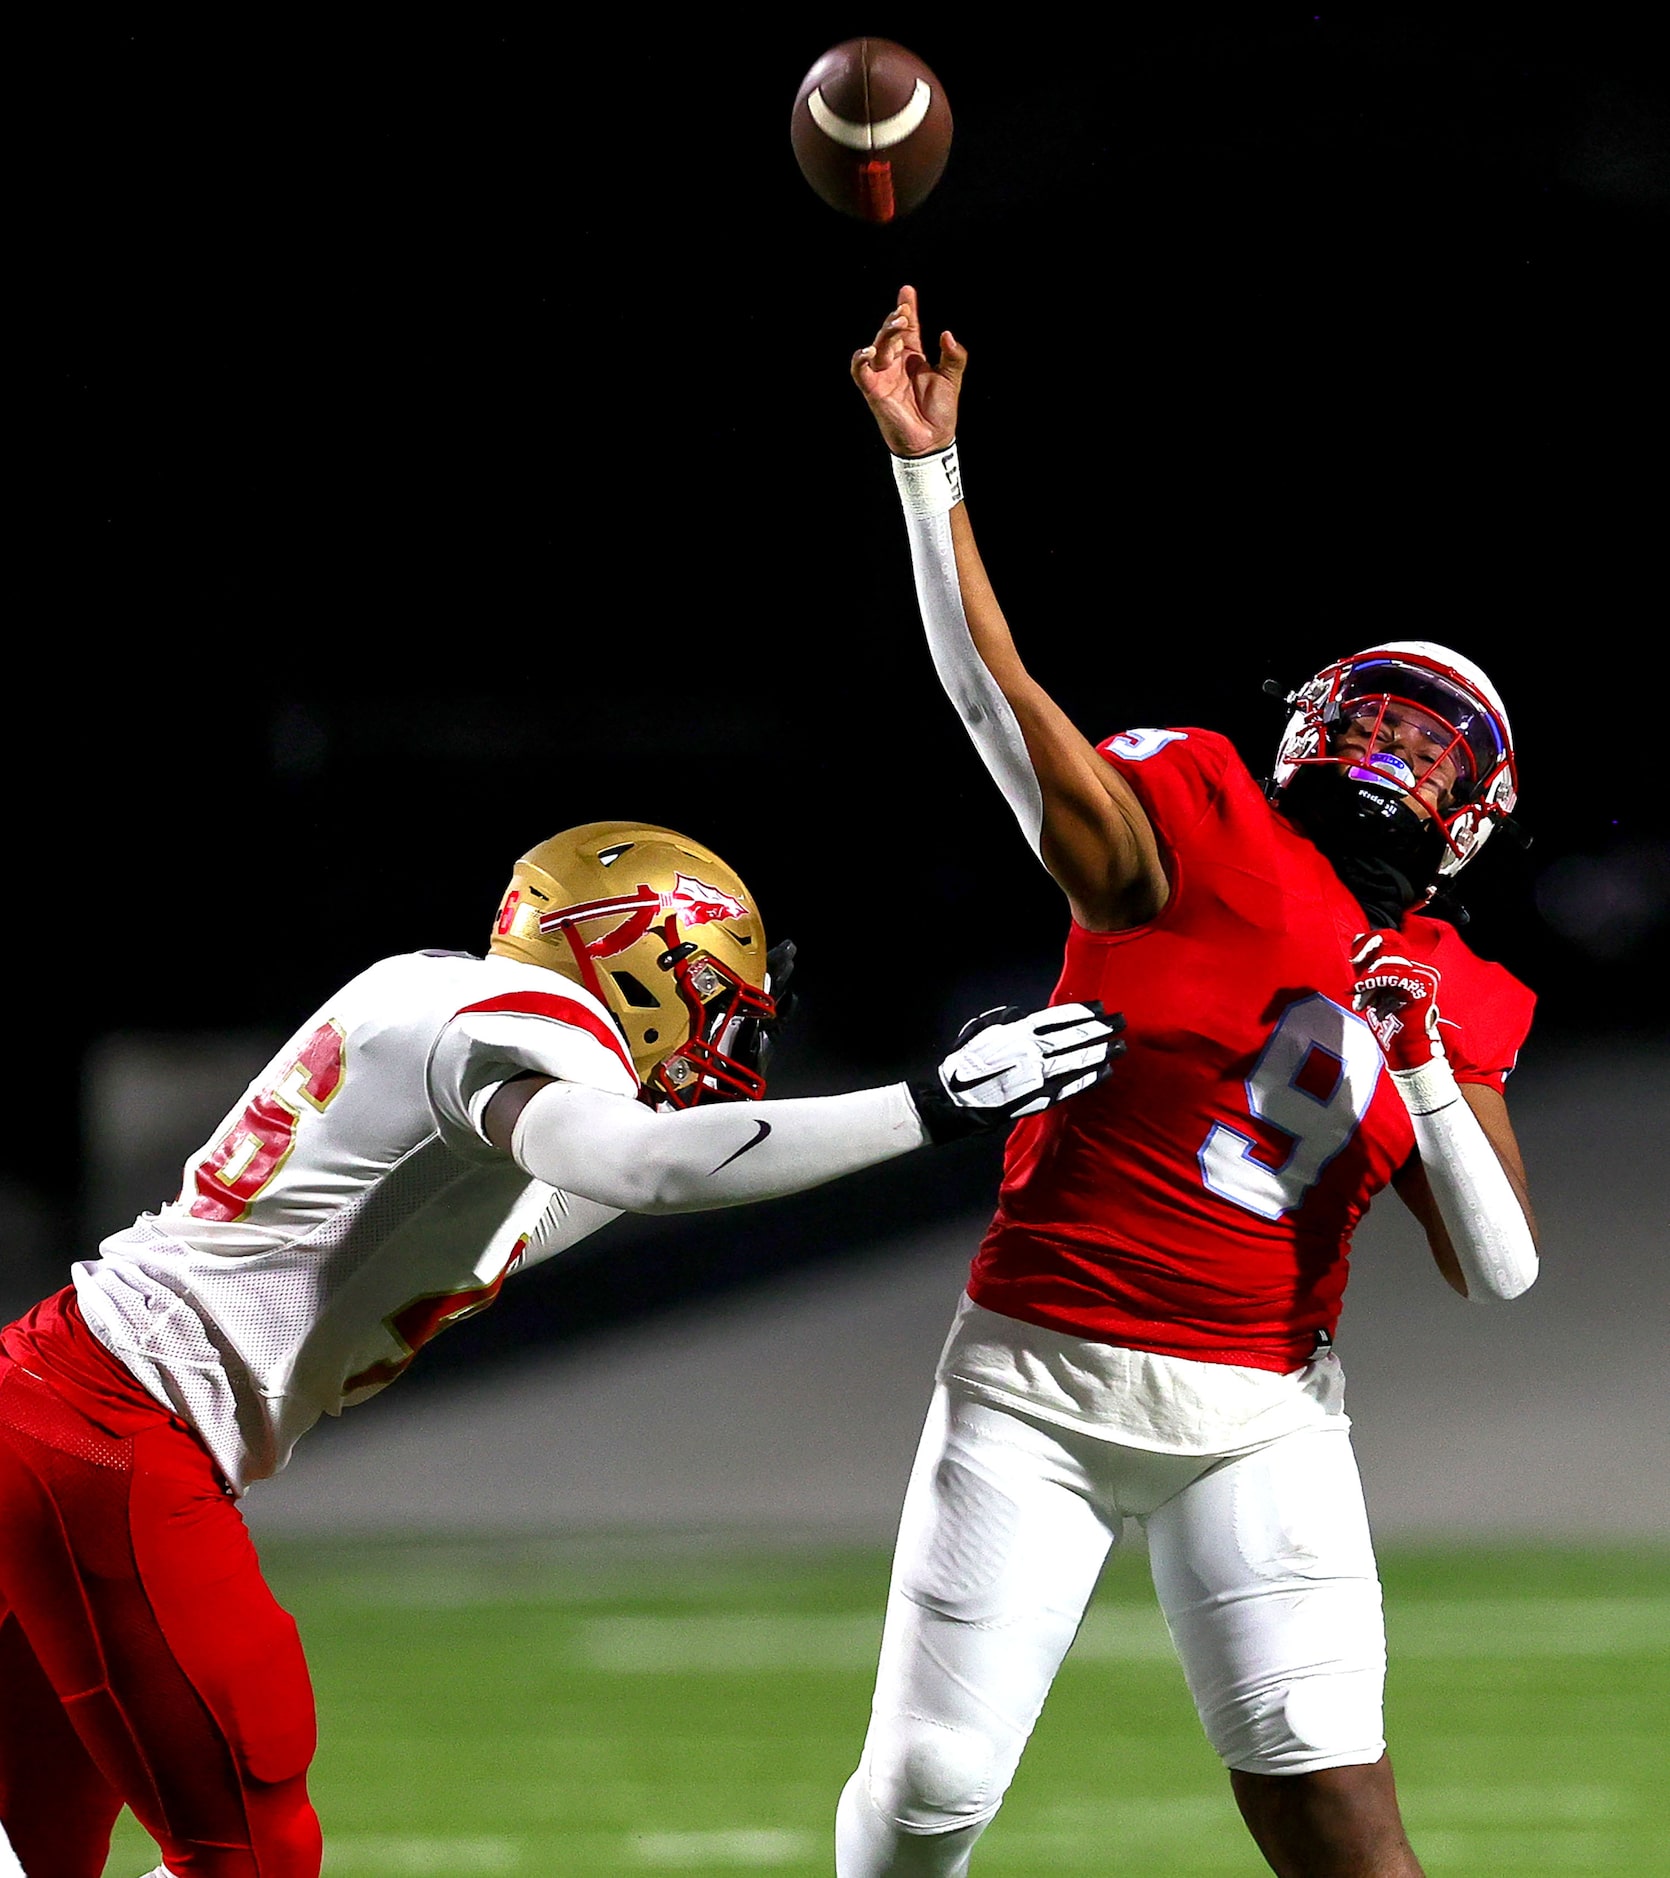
left=0, top=818, right=1125, bottom=1878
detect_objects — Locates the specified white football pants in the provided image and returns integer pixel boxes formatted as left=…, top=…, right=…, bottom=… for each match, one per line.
left=835, top=1383, right=1387, bottom=1876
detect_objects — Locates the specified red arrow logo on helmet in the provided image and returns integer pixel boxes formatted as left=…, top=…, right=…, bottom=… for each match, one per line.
left=665, top=872, right=748, bottom=926
left=538, top=873, right=748, bottom=961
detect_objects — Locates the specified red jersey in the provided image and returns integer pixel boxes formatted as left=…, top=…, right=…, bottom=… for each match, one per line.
left=968, top=727, right=1534, bottom=1371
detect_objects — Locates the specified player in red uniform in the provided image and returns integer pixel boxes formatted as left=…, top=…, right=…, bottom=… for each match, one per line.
left=835, top=288, right=1540, bottom=1878
left=0, top=818, right=1124, bottom=1878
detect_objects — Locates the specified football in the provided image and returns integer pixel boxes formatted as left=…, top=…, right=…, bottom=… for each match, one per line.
left=790, top=38, right=953, bottom=223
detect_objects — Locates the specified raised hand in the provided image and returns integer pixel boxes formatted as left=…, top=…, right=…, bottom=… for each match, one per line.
left=850, top=283, right=966, bottom=458
left=911, top=1001, right=1128, bottom=1144
left=1351, top=931, right=1445, bottom=1072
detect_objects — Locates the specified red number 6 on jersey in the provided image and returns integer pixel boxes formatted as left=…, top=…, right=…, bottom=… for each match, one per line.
left=189, top=1022, right=347, bottom=1222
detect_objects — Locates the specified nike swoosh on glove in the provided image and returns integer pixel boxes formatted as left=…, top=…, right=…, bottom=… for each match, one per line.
left=910, top=1000, right=1128, bottom=1145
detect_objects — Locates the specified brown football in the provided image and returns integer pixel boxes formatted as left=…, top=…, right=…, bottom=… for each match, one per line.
left=790, top=38, right=953, bottom=223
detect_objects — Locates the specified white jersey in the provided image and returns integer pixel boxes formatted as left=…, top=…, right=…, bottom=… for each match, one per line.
left=73, top=949, right=638, bottom=1494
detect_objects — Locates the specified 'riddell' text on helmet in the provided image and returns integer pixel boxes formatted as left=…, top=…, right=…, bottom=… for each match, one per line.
left=489, top=822, right=776, bottom=1107
left=1269, top=641, right=1519, bottom=908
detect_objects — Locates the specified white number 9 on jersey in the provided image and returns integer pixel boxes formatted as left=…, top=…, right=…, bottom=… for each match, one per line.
left=1199, top=995, right=1383, bottom=1220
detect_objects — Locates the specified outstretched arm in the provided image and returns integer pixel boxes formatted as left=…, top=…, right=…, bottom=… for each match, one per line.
left=496, top=1078, right=926, bottom=1213
left=851, top=285, right=1166, bottom=932
left=483, top=1001, right=1126, bottom=1212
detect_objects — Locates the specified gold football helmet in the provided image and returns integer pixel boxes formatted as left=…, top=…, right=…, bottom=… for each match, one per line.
left=489, top=821, right=776, bottom=1106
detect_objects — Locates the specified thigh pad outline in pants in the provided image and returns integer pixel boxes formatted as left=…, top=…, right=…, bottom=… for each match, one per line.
left=1145, top=1423, right=1388, bottom=1776
left=862, top=1387, right=1120, bottom=1834
left=0, top=1362, right=321, bottom=1877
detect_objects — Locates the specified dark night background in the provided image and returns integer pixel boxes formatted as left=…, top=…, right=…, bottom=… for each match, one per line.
left=26, top=14, right=1668, bottom=1375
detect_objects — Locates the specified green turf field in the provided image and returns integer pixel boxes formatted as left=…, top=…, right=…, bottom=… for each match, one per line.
left=100, top=1535, right=1668, bottom=1876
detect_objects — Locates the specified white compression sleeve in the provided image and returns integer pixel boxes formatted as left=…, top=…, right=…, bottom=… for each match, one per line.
left=510, top=1080, right=929, bottom=1214
left=893, top=447, right=1045, bottom=856
left=1391, top=1060, right=1539, bottom=1302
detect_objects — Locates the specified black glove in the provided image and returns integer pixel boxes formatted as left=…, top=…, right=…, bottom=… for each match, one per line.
left=764, top=938, right=798, bottom=1035
left=909, top=1000, right=1128, bottom=1145
left=726, top=938, right=798, bottom=1087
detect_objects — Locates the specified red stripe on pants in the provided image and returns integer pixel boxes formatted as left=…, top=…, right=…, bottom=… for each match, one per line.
left=0, top=1292, right=321, bottom=1878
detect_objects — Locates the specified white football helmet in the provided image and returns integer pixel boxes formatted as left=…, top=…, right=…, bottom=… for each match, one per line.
left=1271, top=641, right=1518, bottom=877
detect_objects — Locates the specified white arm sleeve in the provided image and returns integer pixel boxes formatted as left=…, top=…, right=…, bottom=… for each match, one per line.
left=509, top=1081, right=929, bottom=1214
left=895, top=454, right=1045, bottom=856
left=1392, top=1059, right=1539, bottom=1302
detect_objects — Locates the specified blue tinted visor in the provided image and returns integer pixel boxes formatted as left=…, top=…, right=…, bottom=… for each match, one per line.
left=1337, top=661, right=1507, bottom=794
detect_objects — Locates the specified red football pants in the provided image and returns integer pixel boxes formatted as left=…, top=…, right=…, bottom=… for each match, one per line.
left=0, top=1291, right=321, bottom=1878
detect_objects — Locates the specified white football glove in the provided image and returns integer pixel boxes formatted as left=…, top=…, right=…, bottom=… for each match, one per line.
left=911, top=1001, right=1128, bottom=1144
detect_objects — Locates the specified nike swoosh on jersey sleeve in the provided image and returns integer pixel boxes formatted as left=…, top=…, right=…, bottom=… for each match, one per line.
left=709, top=1118, right=772, bottom=1173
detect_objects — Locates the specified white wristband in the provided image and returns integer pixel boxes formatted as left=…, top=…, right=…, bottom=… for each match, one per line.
left=892, top=442, right=963, bottom=517
left=1390, top=1056, right=1460, bottom=1116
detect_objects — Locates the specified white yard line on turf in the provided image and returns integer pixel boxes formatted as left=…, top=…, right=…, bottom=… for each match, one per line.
left=321, top=1839, right=521, bottom=1872
left=1403, top=1784, right=1634, bottom=1823
left=569, top=1596, right=1669, bottom=1671
left=1386, top=1595, right=1670, bottom=1655
left=629, top=1830, right=816, bottom=1868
